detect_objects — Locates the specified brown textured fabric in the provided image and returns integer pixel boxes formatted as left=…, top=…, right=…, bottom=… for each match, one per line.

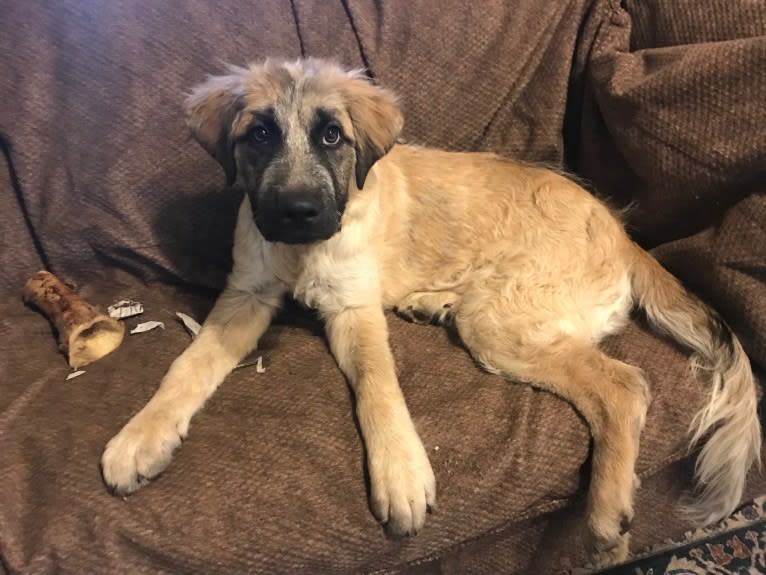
left=573, top=0, right=766, bottom=247
left=0, top=138, right=44, bottom=293
left=652, top=192, right=766, bottom=371
left=0, top=0, right=589, bottom=292
left=2, top=1, right=765, bottom=574
left=0, top=0, right=304, bottom=291
left=349, top=0, right=590, bottom=161
left=627, top=0, right=766, bottom=49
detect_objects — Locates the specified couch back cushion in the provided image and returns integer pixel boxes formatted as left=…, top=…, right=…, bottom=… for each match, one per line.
left=574, top=0, right=766, bottom=246
left=0, top=0, right=590, bottom=293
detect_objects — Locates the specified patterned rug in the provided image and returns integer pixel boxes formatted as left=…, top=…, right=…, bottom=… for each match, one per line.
left=595, top=497, right=766, bottom=574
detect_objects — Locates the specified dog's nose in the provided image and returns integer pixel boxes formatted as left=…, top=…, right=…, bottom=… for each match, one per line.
left=283, top=200, right=319, bottom=222
left=279, top=193, right=322, bottom=224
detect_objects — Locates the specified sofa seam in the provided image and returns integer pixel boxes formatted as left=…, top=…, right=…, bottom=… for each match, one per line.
left=288, top=0, right=306, bottom=57
left=339, top=0, right=374, bottom=78
left=366, top=448, right=691, bottom=574
left=364, top=497, right=576, bottom=575
left=0, top=132, right=51, bottom=274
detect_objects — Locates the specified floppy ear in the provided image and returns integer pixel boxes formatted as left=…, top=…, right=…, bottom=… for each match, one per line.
left=343, top=77, right=403, bottom=189
left=184, top=71, right=246, bottom=186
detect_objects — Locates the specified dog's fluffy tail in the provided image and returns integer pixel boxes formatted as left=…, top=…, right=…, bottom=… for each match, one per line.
left=629, top=242, right=761, bottom=525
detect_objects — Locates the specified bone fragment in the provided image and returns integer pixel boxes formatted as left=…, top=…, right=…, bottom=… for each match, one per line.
left=23, top=271, right=125, bottom=369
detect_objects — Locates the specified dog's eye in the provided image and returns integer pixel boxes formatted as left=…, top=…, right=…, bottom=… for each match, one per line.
left=249, top=125, right=270, bottom=144
left=322, top=125, right=342, bottom=147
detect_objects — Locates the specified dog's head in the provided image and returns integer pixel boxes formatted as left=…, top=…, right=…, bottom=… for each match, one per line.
left=184, top=59, right=403, bottom=245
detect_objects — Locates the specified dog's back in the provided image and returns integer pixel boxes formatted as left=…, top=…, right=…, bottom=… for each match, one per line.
left=368, top=141, right=759, bottom=561
left=376, top=146, right=634, bottom=342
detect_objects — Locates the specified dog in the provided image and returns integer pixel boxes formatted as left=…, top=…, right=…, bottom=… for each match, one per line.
left=101, top=58, right=761, bottom=565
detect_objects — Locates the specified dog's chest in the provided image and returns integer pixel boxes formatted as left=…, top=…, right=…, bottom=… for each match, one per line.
left=289, top=246, right=380, bottom=314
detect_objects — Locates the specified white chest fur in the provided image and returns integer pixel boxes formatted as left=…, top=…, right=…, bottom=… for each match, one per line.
left=229, top=196, right=382, bottom=315
left=292, top=243, right=380, bottom=314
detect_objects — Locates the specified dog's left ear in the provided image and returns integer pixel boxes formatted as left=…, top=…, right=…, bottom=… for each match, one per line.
left=343, top=76, right=403, bottom=189
left=184, top=71, right=246, bottom=186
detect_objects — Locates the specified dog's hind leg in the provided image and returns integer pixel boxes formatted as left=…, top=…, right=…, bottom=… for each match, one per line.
left=394, top=291, right=459, bottom=325
left=456, top=310, right=650, bottom=567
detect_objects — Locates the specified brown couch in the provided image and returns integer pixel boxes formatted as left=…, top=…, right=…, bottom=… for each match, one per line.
left=1, top=1, right=764, bottom=573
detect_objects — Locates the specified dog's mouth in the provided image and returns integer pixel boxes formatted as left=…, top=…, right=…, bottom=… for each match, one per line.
left=256, top=220, right=340, bottom=244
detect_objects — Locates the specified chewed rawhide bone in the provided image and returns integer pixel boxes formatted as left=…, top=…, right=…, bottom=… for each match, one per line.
left=23, top=271, right=125, bottom=368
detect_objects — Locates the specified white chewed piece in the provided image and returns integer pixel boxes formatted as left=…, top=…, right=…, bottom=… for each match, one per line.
left=107, top=299, right=144, bottom=319
left=176, top=312, right=202, bottom=338
left=66, top=370, right=86, bottom=381
left=234, top=355, right=266, bottom=372
left=130, top=321, right=165, bottom=335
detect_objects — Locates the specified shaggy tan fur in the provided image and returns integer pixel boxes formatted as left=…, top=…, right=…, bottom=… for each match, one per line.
left=101, top=59, right=761, bottom=567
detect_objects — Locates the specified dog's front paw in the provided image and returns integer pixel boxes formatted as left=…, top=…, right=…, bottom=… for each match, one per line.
left=368, top=433, right=437, bottom=537
left=101, top=409, right=186, bottom=496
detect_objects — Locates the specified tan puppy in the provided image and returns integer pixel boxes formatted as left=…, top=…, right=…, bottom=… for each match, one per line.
left=101, top=59, right=761, bottom=565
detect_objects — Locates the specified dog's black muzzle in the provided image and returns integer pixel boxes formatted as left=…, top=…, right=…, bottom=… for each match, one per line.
left=251, top=187, right=340, bottom=245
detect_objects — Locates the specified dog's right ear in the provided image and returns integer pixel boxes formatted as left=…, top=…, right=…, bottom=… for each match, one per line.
left=184, top=72, right=246, bottom=186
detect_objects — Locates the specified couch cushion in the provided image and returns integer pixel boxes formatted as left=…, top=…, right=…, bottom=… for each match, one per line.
left=0, top=0, right=308, bottom=293
left=652, top=192, right=766, bottom=371
left=0, top=270, right=727, bottom=574
left=572, top=0, right=766, bottom=247
left=0, top=137, right=44, bottom=293
left=0, top=0, right=592, bottom=293
left=347, top=0, right=590, bottom=161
